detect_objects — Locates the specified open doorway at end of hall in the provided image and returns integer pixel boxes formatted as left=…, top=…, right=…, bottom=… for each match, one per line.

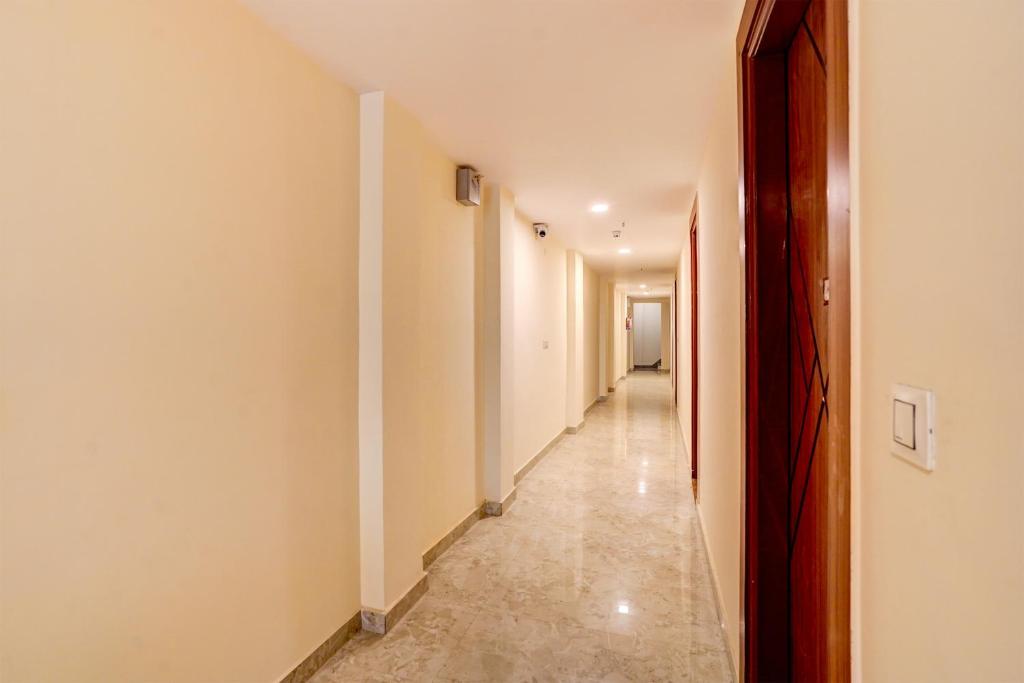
left=627, top=298, right=671, bottom=374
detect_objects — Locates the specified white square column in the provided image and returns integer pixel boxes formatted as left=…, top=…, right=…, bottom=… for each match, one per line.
left=565, top=250, right=585, bottom=431
left=358, top=91, right=387, bottom=612
left=482, top=184, right=515, bottom=512
left=598, top=276, right=609, bottom=399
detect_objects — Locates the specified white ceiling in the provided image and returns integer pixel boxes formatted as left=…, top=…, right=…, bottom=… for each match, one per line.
left=241, top=0, right=742, bottom=276
left=615, top=270, right=676, bottom=298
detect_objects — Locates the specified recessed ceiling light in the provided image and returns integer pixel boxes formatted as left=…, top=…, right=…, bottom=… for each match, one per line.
left=618, top=248, right=632, bottom=255
left=639, top=284, right=648, bottom=289
left=590, top=203, right=609, bottom=213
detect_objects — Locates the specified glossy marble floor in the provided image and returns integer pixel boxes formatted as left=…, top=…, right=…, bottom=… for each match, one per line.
left=310, top=372, right=733, bottom=682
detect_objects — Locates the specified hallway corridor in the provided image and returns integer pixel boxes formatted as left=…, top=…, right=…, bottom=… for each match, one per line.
left=311, top=373, right=732, bottom=682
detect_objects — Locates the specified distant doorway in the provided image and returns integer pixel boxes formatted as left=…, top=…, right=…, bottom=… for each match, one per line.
left=631, top=302, right=662, bottom=370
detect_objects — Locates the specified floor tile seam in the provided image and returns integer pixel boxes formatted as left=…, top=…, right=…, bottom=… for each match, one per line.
left=429, top=603, right=494, bottom=681
left=443, top=618, right=613, bottom=663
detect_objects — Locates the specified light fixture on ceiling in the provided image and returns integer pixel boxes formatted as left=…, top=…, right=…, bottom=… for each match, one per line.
left=618, top=248, right=632, bottom=255
left=640, top=284, right=648, bottom=289
left=590, top=202, right=609, bottom=213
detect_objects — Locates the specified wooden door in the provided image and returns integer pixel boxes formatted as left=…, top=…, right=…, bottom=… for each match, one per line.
left=738, top=0, right=850, bottom=680
left=787, top=7, right=830, bottom=679
left=689, top=205, right=699, bottom=481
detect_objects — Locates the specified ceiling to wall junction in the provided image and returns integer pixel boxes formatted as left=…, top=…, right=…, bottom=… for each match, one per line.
left=241, top=0, right=744, bottom=276
left=616, top=270, right=675, bottom=299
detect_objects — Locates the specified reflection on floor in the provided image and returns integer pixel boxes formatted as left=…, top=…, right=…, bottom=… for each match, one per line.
left=310, top=372, right=733, bottom=682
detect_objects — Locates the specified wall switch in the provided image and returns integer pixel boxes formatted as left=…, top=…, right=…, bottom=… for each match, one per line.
left=893, top=399, right=915, bottom=448
left=890, top=384, right=936, bottom=471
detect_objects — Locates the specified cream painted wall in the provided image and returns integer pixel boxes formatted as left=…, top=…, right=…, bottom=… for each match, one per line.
left=513, top=213, right=568, bottom=472
left=380, top=99, right=480, bottom=589
left=854, top=1, right=1024, bottom=679
left=677, top=64, right=744, bottom=670
left=582, top=262, right=600, bottom=410
left=0, top=2, right=360, bottom=681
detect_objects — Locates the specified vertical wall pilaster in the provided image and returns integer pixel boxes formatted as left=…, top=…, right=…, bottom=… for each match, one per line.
left=565, top=251, right=585, bottom=429
left=358, top=91, right=386, bottom=612
left=482, top=184, right=515, bottom=510
left=598, top=277, right=609, bottom=398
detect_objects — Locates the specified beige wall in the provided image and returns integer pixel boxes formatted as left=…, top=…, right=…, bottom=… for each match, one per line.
left=853, top=1, right=1024, bottom=679
left=0, top=2, right=361, bottom=682
left=380, top=99, right=480, bottom=594
left=582, top=262, right=600, bottom=410
left=513, top=213, right=567, bottom=472
left=677, top=63, right=744, bottom=671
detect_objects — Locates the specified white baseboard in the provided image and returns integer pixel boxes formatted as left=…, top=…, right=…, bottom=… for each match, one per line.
left=696, top=505, right=739, bottom=681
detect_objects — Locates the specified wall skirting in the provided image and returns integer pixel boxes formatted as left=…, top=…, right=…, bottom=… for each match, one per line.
left=483, top=486, right=517, bottom=516
left=516, top=401, right=597, bottom=487
left=514, top=430, right=567, bottom=486
left=282, top=397, right=604, bottom=683
left=696, top=505, right=738, bottom=682
left=360, top=573, right=428, bottom=635
left=422, top=504, right=486, bottom=570
left=278, top=610, right=361, bottom=683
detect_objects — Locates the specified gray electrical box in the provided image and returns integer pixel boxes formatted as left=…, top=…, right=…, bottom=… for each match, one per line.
left=456, top=166, right=480, bottom=206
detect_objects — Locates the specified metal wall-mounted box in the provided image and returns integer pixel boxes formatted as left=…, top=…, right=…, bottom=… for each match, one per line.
left=456, top=166, right=481, bottom=206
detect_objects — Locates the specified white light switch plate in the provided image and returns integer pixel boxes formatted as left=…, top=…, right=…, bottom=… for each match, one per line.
left=890, top=384, right=936, bottom=471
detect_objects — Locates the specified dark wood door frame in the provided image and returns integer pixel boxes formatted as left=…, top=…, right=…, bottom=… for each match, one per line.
left=737, top=0, right=850, bottom=681
left=689, top=200, right=699, bottom=481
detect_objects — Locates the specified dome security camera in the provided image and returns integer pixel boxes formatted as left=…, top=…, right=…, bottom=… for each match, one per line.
left=533, top=223, right=548, bottom=239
